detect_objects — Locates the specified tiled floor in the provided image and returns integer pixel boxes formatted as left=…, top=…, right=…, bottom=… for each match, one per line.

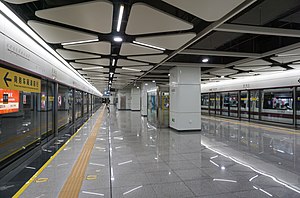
left=19, top=107, right=300, bottom=197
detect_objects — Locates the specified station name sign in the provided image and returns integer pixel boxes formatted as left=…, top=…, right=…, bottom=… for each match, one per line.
left=0, top=67, right=41, bottom=93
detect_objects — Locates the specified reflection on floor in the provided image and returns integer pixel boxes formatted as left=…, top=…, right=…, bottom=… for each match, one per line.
left=9, top=107, right=300, bottom=197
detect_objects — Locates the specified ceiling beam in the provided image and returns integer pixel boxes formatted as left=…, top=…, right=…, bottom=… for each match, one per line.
left=216, top=23, right=300, bottom=38
left=179, top=49, right=261, bottom=58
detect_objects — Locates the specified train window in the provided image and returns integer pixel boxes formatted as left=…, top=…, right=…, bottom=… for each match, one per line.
left=221, top=92, right=229, bottom=116
left=261, top=88, right=293, bottom=124
left=201, top=94, right=209, bottom=114
left=58, top=85, right=73, bottom=130
left=209, top=93, right=215, bottom=114
left=75, top=90, right=83, bottom=120
left=83, top=92, right=88, bottom=115
left=216, top=93, right=221, bottom=115
left=229, top=92, right=238, bottom=117
left=250, top=90, right=260, bottom=120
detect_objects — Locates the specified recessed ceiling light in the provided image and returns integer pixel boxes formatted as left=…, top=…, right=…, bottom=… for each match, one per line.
left=145, top=83, right=148, bottom=86
left=168, top=73, right=170, bottom=76
left=137, top=87, right=140, bottom=89
left=202, top=58, right=209, bottom=63
left=152, top=80, right=155, bottom=82
left=114, top=36, right=123, bottom=42
left=221, top=76, right=224, bottom=78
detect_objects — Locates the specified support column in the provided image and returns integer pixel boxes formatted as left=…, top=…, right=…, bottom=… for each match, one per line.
left=169, top=67, right=201, bottom=131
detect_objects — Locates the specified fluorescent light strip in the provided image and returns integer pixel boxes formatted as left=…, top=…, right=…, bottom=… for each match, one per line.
left=122, top=67, right=141, bottom=72
left=117, top=5, right=124, bottom=32
left=0, top=2, right=101, bottom=95
left=82, top=66, right=104, bottom=70
left=61, top=38, right=99, bottom=46
left=133, top=41, right=165, bottom=51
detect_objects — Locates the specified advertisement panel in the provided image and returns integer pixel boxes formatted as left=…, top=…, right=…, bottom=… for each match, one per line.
left=0, top=89, right=20, bottom=114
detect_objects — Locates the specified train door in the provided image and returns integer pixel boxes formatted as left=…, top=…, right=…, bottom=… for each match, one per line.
left=240, top=91, right=249, bottom=119
left=216, top=93, right=221, bottom=115
left=209, top=93, right=215, bottom=115
left=229, top=92, right=238, bottom=117
left=221, top=92, right=229, bottom=116
left=250, top=90, right=260, bottom=120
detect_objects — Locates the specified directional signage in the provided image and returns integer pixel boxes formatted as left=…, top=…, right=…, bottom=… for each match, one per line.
left=0, top=67, right=41, bottom=93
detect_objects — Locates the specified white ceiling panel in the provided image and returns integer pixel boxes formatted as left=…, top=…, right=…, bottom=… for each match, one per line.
left=236, top=59, right=272, bottom=66
left=271, top=56, right=300, bottom=63
left=256, top=66, right=286, bottom=72
left=288, top=64, right=300, bottom=69
left=136, top=33, right=196, bottom=50
left=126, top=3, right=193, bottom=35
left=35, top=1, right=113, bottom=33
left=210, top=68, right=238, bottom=76
left=162, top=0, right=245, bottom=22
left=28, top=20, right=97, bottom=44
left=64, top=41, right=111, bottom=55
left=117, top=59, right=149, bottom=66
left=56, top=49, right=100, bottom=60
left=128, top=54, right=168, bottom=63
left=277, top=48, right=300, bottom=56
left=4, top=0, right=37, bottom=4
left=120, top=43, right=163, bottom=56
left=234, top=66, right=271, bottom=71
left=76, top=58, right=110, bottom=66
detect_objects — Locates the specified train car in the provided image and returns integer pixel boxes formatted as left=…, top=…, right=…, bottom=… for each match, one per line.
left=201, top=69, right=300, bottom=126
left=0, top=5, right=102, bottom=179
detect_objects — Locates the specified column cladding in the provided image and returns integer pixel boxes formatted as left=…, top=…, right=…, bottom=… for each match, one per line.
left=169, top=66, right=201, bottom=131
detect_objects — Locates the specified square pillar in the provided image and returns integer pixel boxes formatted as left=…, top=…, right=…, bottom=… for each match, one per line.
left=169, top=67, right=201, bottom=131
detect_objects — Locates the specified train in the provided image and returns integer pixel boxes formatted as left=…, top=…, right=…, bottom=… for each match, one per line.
left=201, top=68, right=300, bottom=126
left=0, top=4, right=102, bottom=177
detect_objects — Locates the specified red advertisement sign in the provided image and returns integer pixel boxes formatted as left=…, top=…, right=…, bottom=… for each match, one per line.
left=0, top=89, right=19, bottom=114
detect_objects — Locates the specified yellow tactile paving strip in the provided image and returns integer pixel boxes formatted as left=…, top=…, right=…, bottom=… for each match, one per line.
left=58, top=109, right=105, bottom=198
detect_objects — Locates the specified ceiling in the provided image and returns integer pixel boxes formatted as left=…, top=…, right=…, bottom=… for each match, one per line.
left=4, top=0, right=300, bottom=92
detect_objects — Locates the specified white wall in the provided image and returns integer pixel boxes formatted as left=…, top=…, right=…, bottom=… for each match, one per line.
left=131, top=87, right=141, bottom=111
left=117, top=89, right=131, bottom=110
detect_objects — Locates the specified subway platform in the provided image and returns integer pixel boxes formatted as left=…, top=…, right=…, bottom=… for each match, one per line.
left=13, top=106, right=300, bottom=198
